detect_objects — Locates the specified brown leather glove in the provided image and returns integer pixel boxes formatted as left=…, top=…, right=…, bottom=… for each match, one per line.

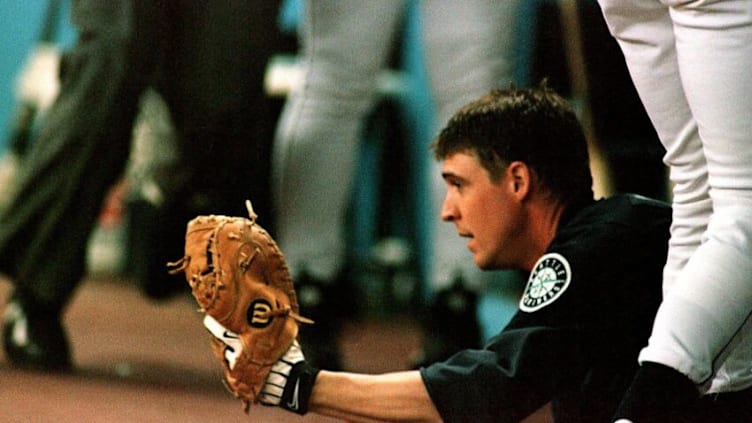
left=169, top=201, right=312, bottom=412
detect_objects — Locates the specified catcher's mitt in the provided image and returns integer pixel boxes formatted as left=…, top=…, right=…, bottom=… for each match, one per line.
left=168, top=200, right=312, bottom=411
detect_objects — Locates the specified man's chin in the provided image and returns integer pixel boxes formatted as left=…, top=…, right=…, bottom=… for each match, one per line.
left=474, top=254, right=510, bottom=271
left=473, top=256, right=494, bottom=270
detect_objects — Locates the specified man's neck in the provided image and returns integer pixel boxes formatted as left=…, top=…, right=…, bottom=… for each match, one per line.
left=522, top=198, right=567, bottom=271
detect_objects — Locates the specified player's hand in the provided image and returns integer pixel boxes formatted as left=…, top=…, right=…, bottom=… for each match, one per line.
left=203, top=315, right=320, bottom=415
left=203, top=315, right=244, bottom=370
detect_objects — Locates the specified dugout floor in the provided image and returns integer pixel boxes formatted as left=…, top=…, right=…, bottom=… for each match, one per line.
left=0, top=274, right=424, bottom=422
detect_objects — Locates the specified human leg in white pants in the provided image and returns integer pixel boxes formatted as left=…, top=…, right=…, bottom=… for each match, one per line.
left=599, top=0, right=752, bottom=407
left=272, top=0, right=405, bottom=282
left=271, top=0, right=406, bottom=369
left=420, top=0, right=520, bottom=295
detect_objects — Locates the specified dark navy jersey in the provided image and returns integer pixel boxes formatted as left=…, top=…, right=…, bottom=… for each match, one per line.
left=420, top=194, right=671, bottom=423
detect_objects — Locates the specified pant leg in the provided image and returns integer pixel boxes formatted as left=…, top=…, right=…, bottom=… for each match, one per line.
left=161, top=0, right=285, bottom=219
left=0, top=0, right=166, bottom=313
left=129, top=1, right=287, bottom=298
left=272, top=0, right=405, bottom=280
left=599, top=0, right=752, bottom=392
left=420, top=0, right=520, bottom=292
left=658, top=0, right=752, bottom=392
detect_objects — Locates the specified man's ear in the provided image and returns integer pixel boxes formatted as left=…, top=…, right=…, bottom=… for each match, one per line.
left=507, top=161, right=532, bottom=199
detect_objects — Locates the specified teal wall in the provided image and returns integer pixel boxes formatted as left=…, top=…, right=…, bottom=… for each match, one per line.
left=0, top=0, right=73, bottom=151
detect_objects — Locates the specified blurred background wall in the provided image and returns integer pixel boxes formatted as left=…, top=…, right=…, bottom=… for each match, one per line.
left=0, top=0, right=75, bottom=149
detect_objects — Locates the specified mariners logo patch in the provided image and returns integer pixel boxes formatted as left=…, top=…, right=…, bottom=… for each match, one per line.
left=520, top=253, right=571, bottom=312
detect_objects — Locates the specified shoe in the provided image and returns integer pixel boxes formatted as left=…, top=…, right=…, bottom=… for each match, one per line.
left=410, top=276, right=482, bottom=368
left=2, top=295, right=72, bottom=371
left=295, top=271, right=348, bottom=371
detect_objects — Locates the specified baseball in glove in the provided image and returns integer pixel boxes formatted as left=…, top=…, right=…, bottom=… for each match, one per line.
left=168, top=200, right=313, bottom=412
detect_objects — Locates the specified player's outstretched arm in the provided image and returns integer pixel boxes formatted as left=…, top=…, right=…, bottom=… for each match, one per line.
left=309, top=370, right=443, bottom=423
left=169, top=204, right=442, bottom=422
left=205, top=314, right=443, bottom=422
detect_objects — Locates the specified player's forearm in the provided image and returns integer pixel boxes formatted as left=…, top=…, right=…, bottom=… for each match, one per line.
left=309, top=370, right=443, bottom=423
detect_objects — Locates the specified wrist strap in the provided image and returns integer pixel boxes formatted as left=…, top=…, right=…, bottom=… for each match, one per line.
left=279, top=361, right=320, bottom=415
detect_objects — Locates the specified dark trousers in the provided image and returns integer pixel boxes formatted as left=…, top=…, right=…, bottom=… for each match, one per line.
left=0, top=0, right=285, bottom=313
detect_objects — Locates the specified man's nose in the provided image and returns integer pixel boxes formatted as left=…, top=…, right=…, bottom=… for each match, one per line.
left=440, top=195, right=456, bottom=222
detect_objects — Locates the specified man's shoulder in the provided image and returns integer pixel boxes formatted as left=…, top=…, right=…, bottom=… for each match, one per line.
left=550, top=193, right=671, bottom=272
left=567, top=193, right=671, bottom=232
left=607, top=193, right=670, bottom=211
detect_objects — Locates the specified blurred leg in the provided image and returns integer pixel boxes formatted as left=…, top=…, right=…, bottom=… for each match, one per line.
left=421, top=0, right=520, bottom=294
left=0, top=0, right=165, bottom=313
left=272, top=0, right=405, bottom=281
left=0, top=0, right=166, bottom=370
left=271, top=0, right=406, bottom=369
left=599, top=0, right=752, bottom=392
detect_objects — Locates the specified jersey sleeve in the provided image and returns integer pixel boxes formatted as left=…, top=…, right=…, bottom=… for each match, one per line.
left=420, top=322, right=585, bottom=423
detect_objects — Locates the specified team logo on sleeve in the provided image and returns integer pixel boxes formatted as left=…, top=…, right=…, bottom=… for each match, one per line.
left=520, top=253, right=571, bottom=312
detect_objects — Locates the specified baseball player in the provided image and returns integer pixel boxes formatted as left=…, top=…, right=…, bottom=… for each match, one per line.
left=189, top=85, right=675, bottom=422
left=596, top=1, right=752, bottom=421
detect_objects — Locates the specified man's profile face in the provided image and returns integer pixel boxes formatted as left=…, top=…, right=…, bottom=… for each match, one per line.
left=440, top=152, right=526, bottom=270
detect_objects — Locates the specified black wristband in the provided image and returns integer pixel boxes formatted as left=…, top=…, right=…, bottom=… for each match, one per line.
left=613, top=361, right=699, bottom=422
left=279, top=361, right=320, bottom=415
